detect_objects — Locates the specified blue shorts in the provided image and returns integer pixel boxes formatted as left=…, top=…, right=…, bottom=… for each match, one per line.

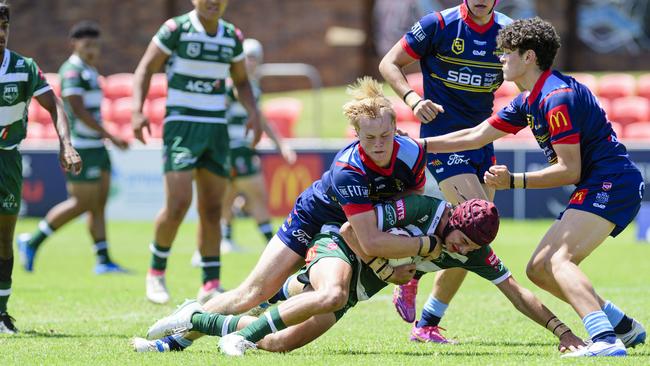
left=276, top=187, right=347, bottom=257
left=560, top=170, right=645, bottom=237
left=426, top=144, right=496, bottom=184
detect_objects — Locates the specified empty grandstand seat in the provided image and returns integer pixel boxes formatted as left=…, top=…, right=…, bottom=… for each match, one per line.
left=262, top=98, right=302, bottom=138
left=569, top=72, right=598, bottom=91
left=624, top=121, right=650, bottom=140
left=406, top=73, right=424, bottom=96
left=610, top=96, right=650, bottom=125
left=597, top=98, right=612, bottom=118
left=144, top=97, right=166, bottom=126
left=101, top=99, right=113, bottom=122
left=28, top=100, right=53, bottom=125
left=104, top=73, right=134, bottom=100
left=609, top=121, right=623, bottom=137
left=26, top=122, right=45, bottom=140
left=492, top=96, right=512, bottom=116
left=396, top=121, right=421, bottom=139
left=44, top=73, right=61, bottom=97
left=148, top=73, right=168, bottom=100
left=111, top=97, right=135, bottom=125
left=637, top=74, right=650, bottom=100
left=494, top=81, right=519, bottom=99
left=597, top=73, right=636, bottom=100
left=388, top=96, right=416, bottom=123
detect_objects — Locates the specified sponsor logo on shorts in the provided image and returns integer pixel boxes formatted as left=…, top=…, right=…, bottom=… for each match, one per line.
left=569, top=189, right=588, bottom=205
left=447, top=153, right=470, bottom=166
left=396, top=199, right=406, bottom=220
left=326, top=242, right=338, bottom=250
left=1, top=194, right=18, bottom=209
left=291, top=229, right=312, bottom=246
left=593, top=192, right=609, bottom=209
left=410, top=22, right=426, bottom=42
left=602, top=182, right=612, bottom=191
left=429, top=159, right=443, bottom=167
left=436, top=168, right=444, bottom=174
left=385, top=204, right=397, bottom=226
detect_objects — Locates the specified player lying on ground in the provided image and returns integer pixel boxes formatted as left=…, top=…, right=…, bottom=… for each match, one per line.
left=418, top=17, right=645, bottom=357
left=133, top=195, right=584, bottom=355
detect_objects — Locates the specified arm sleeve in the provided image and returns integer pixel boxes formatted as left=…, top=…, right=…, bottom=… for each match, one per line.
left=153, top=18, right=181, bottom=55
left=486, top=93, right=528, bottom=134
left=400, top=12, right=443, bottom=59
left=331, top=168, right=373, bottom=217
left=28, top=60, right=51, bottom=98
left=542, top=90, right=581, bottom=145
left=465, top=247, right=511, bottom=284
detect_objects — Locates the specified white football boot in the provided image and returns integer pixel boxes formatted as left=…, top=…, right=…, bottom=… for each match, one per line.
left=219, top=333, right=257, bottom=356
left=561, top=338, right=627, bottom=357
left=146, top=273, right=170, bottom=304
left=617, top=318, right=646, bottom=348
left=147, top=299, right=202, bottom=339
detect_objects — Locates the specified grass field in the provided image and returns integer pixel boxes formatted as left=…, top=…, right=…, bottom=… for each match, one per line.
left=2, top=217, right=650, bottom=365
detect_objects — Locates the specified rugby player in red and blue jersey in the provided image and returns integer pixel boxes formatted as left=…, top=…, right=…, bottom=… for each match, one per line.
left=380, top=0, right=513, bottom=343
left=421, top=17, right=645, bottom=357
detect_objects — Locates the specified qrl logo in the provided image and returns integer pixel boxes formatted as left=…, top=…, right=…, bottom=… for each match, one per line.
left=452, top=38, right=464, bottom=55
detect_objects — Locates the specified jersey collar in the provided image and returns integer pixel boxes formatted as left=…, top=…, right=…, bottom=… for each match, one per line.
left=527, top=69, right=552, bottom=106
left=189, top=10, right=223, bottom=37
left=357, top=138, right=399, bottom=176
left=0, top=49, right=10, bottom=76
left=460, top=3, right=495, bottom=34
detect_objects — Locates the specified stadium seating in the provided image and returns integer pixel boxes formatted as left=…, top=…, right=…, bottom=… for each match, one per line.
left=148, top=73, right=167, bottom=100
left=637, top=73, right=650, bottom=100
left=624, top=121, right=650, bottom=139
left=494, top=81, right=519, bottom=99
left=396, top=121, right=421, bottom=139
left=104, top=73, right=134, bottom=100
left=406, top=72, right=424, bottom=96
left=570, top=72, right=598, bottom=91
left=262, top=97, right=302, bottom=138
left=111, top=97, right=135, bottom=125
left=598, top=98, right=612, bottom=118
left=597, top=73, right=636, bottom=100
left=610, top=121, right=623, bottom=137
left=28, top=100, right=53, bottom=125
left=610, top=96, right=650, bottom=125
left=101, top=98, right=113, bottom=122
left=144, top=97, right=166, bottom=126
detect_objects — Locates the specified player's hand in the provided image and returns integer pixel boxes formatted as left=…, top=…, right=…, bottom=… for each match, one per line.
left=131, top=111, right=150, bottom=145
left=60, top=143, right=82, bottom=175
left=109, top=135, right=130, bottom=150
left=413, top=99, right=444, bottom=124
left=387, top=263, right=416, bottom=285
left=395, top=128, right=410, bottom=137
left=246, top=110, right=263, bottom=147
left=484, top=165, right=512, bottom=190
left=280, top=145, right=297, bottom=165
left=558, top=331, right=585, bottom=353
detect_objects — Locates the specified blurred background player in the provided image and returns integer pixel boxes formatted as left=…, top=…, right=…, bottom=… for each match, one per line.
left=379, top=0, right=512, bottom=343
left=421, top=17, right=645, bottom=357
left=0, top=2, right=81, bottom=333
left=131, top=0, right=262, bottom=304
left=220, top=38, right=296, bottom=252
left=17, top=21, right=129, bottom=275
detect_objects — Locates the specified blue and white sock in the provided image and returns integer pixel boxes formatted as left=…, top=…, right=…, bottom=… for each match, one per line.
left=583, top=310, right=616, bottom=343
left=416, top=295, right=447, bottom=328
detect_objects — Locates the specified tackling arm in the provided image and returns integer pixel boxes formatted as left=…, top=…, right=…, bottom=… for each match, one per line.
left=420, top=120, right=507, bottom=154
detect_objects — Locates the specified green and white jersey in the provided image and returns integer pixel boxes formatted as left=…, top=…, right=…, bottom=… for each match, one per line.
left=0, top=48, right=51, bottom=149
left=59, top=54, right=104, bottom=149
left=153, top=10, right=245, bottom=125
left=377, top=194, right=511, bottom=284
left=226, top=80, right=260, bottom=148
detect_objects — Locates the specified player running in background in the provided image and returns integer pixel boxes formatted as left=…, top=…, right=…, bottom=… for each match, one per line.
left=131, top=0, right=262, bottom=304
left=379, top=0, right=512, bottom=343
left=134, top=196, right=584, bottom=355
left=17, top=21, right=129, bottom=275
left=154, top=76, right=436, bottom=345
left=420, top=17, right=645, bottom=357
left=220, top=38, right=296, bottom=251
left=0, top=2, right=81, bottom=334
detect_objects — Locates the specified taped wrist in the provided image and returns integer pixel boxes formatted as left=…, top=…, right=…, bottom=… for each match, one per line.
left=418, top=236, right=439, bottom=257
left=546, top=316, right=571, bottom=338
left=366, top=257, right=395, bottom=281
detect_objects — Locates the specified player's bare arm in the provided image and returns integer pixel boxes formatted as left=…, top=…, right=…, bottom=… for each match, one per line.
left=231, top=59, right=262, bottom=146
left=131, top=41, right=169, bottom=144
left=421, top=120, right=507, bottom=154
left=35, top=90, right=81, bottom=174
left=379, top=41, right=444, bottom=123
left=66, top=94, right=128, bottom=150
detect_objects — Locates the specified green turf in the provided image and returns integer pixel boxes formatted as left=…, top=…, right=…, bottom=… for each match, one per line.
left=2, top=218, right=649, bottom=365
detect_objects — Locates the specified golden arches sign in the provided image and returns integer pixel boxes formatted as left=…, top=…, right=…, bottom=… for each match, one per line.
left=548, top=110, right=569, bottom=132
left=269, top=165, right=314, bottom=210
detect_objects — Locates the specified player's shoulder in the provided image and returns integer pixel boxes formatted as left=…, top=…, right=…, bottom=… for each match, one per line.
left=539, top=71, right=576, bottom=109
left=493, top=11, right=513, bottom=27
left=395, top=135, right=423, bottom=166
left=333, top=143, right=366, bottom=177
left=7, top=49, right=35, bottom=69
left=439, top=5, right=463, bottom=26
left=220, top=19, right=244, bottom=41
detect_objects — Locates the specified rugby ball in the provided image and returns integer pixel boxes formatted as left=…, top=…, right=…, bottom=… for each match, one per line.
left=386, top=227, right=417, bottom=267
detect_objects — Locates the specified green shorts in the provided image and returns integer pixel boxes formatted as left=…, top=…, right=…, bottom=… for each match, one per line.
left=297, top=233, right=387, bottom=320
left=230, top=146, right=261, bottom=178
left=163, top=121, right=230, bottom=177
left=66, top=146, right=111, bottom=182
left=0, top=148, right=22, bottom=215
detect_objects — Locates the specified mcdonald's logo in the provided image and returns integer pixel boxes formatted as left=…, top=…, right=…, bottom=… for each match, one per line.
left=546, top=104, right=572, bottom=136
left=569, top=188, right=588, bottom=205
left=269, top=165, right=314, bottom=211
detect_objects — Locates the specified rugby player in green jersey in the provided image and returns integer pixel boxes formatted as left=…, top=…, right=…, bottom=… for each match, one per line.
left=131, top=0, right=263, bottom=304
left=18, top=21, right=129, bottom=275
left=135, top=195, right=584, bottom=355
left=0, top=2, right=81, bottom=334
